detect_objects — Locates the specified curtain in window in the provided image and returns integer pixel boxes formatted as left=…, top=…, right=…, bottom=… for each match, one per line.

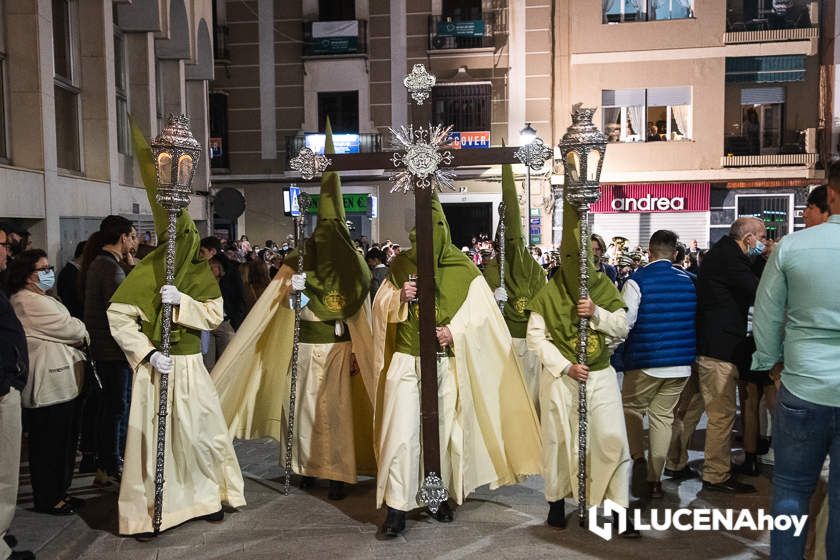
left=676, top=0, right=693, bottom=17
left=603, top=0, right=618, bottom=12
left=671, top=104, right=691, bottom=140
left=627, top=105, right=644, bottom=140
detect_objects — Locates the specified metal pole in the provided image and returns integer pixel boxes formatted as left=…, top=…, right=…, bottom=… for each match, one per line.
left=525, top=166, right=531, bottom=244
left=152, top=208, right=178, bottom=534
left=284, top=193, right=311, bottom=495
left=576, top=206, right=591, bottom=526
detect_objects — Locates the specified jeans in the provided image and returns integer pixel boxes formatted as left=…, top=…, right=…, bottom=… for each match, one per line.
left=97, top=360, right=133, bottom=475
left=771, top=384, right=840, bottom=559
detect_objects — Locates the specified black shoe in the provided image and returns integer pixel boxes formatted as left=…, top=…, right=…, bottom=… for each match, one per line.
left=613, top=511, right=641, bottom=538
left=431, top=501, right=454, bottom=523
left=756, top=437, right=771, bottom=456
left=732, top=454, right=760, bottom=477
left=203, top=509, right=224, bottom=523
left=546, top=499, right=567, bottom=529
left=382, top=507, right=406, bottom=537
left=35, top=501, right=75, bottom=516
left=9, top=551, right=35, bottom=560
left=299, top=476, right=316, bottom=489
left=133, top=532, right=156, bottom=542
left=664, top=466, right=697, bottom=480
left=631, top=457, right=648, bottom=499
left=327, top=480, right=347, bottom=501
left=648, top=481, right=664, bottom=499
left=78, top=453, right=97, bottom=474
left=63, top=496, right=85, bottom=510
left=702, top=475, right=756, bottom=494
left=4, top=534, right=18, bottom=548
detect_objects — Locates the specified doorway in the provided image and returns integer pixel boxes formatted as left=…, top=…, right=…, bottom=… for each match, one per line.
left=441, top=202, right=492, bottom=250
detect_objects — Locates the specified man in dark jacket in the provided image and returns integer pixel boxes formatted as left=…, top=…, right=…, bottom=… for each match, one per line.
left=693, top=217, right=770, bottom=493
left=200, top=236, right=246, bottom=370
left=366, top=247, right=388, bottom=301
left=83, top=215, right=136, bottom=483
left=57, top=241, right=86, bottom=319
left=0, top=224, right=35, bottom=560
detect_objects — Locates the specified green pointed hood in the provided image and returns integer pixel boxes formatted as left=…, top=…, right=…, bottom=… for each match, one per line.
left=110, top=116, right=220, bottom=353
left=389, top=192, right=480, bottom=327
left=526, top=191, right=624, bottom=369
left=285, top=118, right=370, bottom=320
left=482, top=163, right=546, bottom=337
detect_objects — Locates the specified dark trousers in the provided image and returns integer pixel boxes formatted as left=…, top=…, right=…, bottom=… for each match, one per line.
left=97, top=361, right=132, bottom=475
left=26, top=398, right=80, bottom=511
left=78, top=377, right=102, bottom=457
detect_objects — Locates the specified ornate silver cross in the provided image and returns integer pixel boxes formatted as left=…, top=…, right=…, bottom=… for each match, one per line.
left=388, top=124, right=456, bottom=193
left=289, top=146, right=332, bottom=181
left=514, top=137, right=554, bottom=171
left=403, top=63, right=436, bottom=106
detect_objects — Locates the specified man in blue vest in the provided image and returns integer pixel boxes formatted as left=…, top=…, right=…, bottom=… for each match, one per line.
left=620, top=230, right=697, bottom=500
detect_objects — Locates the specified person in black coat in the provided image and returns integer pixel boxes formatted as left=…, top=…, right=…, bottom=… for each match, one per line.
left=56, top=241, right=86, bottom=320
left=691, top=217, right=771, bottom=494
left=0, top=224, right=35, bottom=560
left=200, top=237, right=246, bottom=330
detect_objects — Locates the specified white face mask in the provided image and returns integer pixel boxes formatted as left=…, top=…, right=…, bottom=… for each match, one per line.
left=37, top=269, right=55, bottom=291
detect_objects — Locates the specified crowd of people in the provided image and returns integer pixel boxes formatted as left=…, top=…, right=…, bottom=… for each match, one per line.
left=0, top=138, right=838, bottom=559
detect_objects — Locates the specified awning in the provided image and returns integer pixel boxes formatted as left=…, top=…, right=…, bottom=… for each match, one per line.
left=726, top=55, right=806, bottom=84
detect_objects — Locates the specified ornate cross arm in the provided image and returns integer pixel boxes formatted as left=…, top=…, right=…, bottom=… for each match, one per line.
left=388, top=124, right=456, bottom=193
left=289, top=146, right=332, bottom=181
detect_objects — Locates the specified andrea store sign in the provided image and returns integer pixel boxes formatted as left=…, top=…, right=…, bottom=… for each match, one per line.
left=591, top=183, right=711, bottom=213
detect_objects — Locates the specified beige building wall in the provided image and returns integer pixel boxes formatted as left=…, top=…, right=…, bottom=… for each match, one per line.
left=0, top=0, right=215, bottom=267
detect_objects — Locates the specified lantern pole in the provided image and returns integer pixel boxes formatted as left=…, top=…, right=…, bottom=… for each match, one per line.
left=557, top=105, right=607, bottom=527
left=149, top=114, right=201, bottom=534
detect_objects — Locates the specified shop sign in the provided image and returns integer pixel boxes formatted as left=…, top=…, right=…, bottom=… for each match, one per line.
left=307, top=36, right=359, bottom=54
left=306, top=193, right=370, bottom=215
left=436, top=20, right=485, bottom=37
left=448, top=131, right=490, bottom=149
left=591, top=183, right=710, bottom=213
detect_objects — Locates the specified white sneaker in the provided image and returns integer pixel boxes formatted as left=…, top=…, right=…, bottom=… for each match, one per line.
left=758, top=447, right=775, bottom=466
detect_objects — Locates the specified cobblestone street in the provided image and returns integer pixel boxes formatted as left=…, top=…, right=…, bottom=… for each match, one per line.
left=8, top=433, right=775, bottom=559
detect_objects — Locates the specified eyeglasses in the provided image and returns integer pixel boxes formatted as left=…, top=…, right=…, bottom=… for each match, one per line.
left=34, top=265, right=54, bottom=273
left=0, top=242, right=11, bottom=249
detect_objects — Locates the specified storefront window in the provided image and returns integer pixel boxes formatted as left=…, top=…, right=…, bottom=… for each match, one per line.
left=737, top=194, right=791, bottom=240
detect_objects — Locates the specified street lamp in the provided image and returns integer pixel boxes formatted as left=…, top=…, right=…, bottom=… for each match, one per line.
left=149, top=113, right=201, bottom=534
left=557, top=104, right=607, bottom=528
left=515, top=123, right=553, bottom=248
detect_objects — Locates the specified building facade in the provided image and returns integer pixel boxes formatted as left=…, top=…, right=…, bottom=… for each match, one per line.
left=554, top=0, right=833, bottom=250
left=0, top=0, right=215, bottom=268
left=211, top=0, right=555, bottom=249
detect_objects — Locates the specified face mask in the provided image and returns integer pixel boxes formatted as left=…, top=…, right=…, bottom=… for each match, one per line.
left=37, top=269, right=55, bottom=291
left=748, top=238, right=765, bottom=257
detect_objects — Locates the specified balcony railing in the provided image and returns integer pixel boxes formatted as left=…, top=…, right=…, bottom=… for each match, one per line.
left=726, top=1, right=818, bottom=43
left=213, top=24, right=230, bottom=61
left=428, top=14, right=496, bottom=50
left=721, top=153, right=818, bottom=166
left=285, top=133, right=382, bottom=164
left=303, top=20, right=367, bottom=57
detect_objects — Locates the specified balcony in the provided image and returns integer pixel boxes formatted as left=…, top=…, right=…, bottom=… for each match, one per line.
left=213, top=24, right=230, bottom=61
left=722, top=127, right=818, bottom=167
left=428, top=14, right=496, bottom=50
left=725, top=1, right=818, bottom=43
left=303, top=20, right=367, bottom=57
left=285, top=133, right=382, bottom=165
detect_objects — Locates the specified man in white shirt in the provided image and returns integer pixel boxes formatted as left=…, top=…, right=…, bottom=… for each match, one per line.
left=620, top=230, right=697, bottom=499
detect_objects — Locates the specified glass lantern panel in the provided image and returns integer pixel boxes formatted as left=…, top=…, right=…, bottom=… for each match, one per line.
left=177, top=154, right=194, bottom=186
left=157, top=152, right=172, bottom=185
left=586, top=149, right=601, bottom=182
left=565, top=151, right=580, bottom=182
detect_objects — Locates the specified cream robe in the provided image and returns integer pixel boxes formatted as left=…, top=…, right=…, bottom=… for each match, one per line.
left=212, top=267, right=376, bottom=484
left=372, top=277, right=542, bottom=511
left=107, top=295, right=246, bottom=535
left=527, top=309, right=631, bottom=507
left=512, top=337, right=541, bottom=415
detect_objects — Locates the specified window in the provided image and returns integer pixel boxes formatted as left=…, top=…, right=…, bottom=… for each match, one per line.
left=0, top=0, right=8, bottom=161
left=317, top=91, right=359, bottom=133
left=319, top=0, right=354, bottom=21
left=737, top=194, right=791, bottom=240
left=432, top=84, right=491, bottom=132
left=209, top=92, right=229, bottom=169
left=114, top=20, right=129, bottom=155
left=442, top=0, right=482, bottom=20
left=603, top=0, right=693, bottom=23
left=740, top=87, right=784, bottom=155
left=602, top=87, right=692, bottom=143
left=53, top=0, right=81, bottom=171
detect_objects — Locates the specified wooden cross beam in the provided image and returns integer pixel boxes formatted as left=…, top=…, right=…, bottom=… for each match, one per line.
left=310, top=146, right=522, bottom=174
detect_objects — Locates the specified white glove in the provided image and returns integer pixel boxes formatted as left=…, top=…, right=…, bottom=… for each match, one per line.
left=149, top=351, right=174, bottom=375
left=291, top=273, right=307, bottom=292
left=494, top=287, right=508, bottom=303
left=160, top=285, right=182, bottom=305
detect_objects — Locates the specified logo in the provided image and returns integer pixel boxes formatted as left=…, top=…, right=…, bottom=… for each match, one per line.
left=323, top=290, right=346, bottom=313
left=588, top=500, right=808, bottom=541
left=611, top=195, right=685, bottom=212
left=512, top=297, right=529, bottom=314
left=586, top=331, right=601, bottom=358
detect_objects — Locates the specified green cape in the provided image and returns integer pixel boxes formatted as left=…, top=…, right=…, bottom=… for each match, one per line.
left=526, top=194, right=624, bottom=369
left=388, top=193, right=480, bottom=354
left=285, top=119, right=371, bottom=321
left=482, top=163, right=546, bottom=338
left=110, top=117, right=220, bottom=353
